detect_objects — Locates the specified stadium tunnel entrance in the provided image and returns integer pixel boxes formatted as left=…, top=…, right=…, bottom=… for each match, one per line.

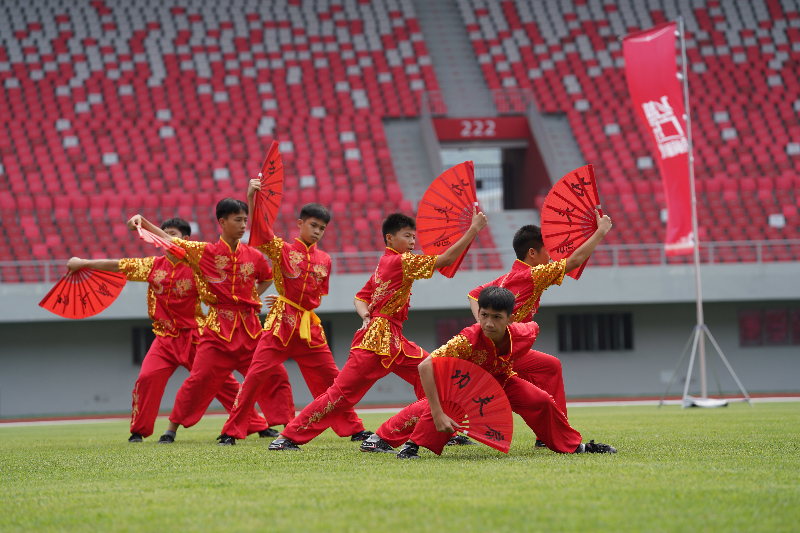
left=433, top=116, right=552, bottom=212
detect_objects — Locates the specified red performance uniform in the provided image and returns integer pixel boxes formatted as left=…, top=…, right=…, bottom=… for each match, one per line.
left=280, top=247, right=438, bottom=445
left=468, top=259, right=568, bottom=416
left=221, top=236, right=364, bottom=440
left=167, top=237, right=294, bottom=431
left=119, top=256, right=269, bottom=438
left=376, top=321, right=582, bottom=454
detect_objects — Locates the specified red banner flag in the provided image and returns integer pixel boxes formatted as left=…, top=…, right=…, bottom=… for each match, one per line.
left=623, top=22, right=694, bottom=256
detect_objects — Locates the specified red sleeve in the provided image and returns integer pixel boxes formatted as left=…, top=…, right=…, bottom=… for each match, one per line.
left=355, top=274, right=375, bottom=304
left=513, top=321, right=540, bottom=342
left=468, top=280, right=493, bottom=301
left=256, top=254, right=273, bottom=282
left=320, top=256, right=331, bottom=296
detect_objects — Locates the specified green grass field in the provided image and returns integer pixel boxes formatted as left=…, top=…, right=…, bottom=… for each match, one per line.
left=1, top=402, right=798, bottom=533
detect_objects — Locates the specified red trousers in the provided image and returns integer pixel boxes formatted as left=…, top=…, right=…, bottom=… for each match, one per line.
left=131, top=330, right=272, bottom=437
left=222, top=331, right=364, bottom=440
left=376, top=376, right=581, bottom=454
left=513, top=350, right=567, bottom=417
left=169, top=327, right=293, bottom=431
left=281, top=347, right=427, bottom=444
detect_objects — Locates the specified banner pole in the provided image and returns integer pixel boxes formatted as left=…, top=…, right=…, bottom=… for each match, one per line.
left=677, top=16, right=707, bottom=398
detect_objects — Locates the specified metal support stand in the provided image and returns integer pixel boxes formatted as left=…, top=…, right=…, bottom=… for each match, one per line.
left=658, top=17, right=752, bottom=409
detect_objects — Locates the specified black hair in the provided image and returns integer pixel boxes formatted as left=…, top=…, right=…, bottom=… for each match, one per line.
left=299, top=203, right=331, bottom=224
left=161, top=218, right=191, bottom=238
left=477, top=286, right=515, bottom=316
left=215, top=198, right=248, bottom=221
left=382, top=213, right=416, bottom=245
left=513, top=225, right=545, bottom=261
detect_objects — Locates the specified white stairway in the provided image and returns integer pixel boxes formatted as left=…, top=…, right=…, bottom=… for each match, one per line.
left=412, top=0, right=495, bottom=117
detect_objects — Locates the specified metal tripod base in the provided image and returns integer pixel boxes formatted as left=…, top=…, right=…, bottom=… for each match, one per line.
left=659, top=324, right=753, bottom=409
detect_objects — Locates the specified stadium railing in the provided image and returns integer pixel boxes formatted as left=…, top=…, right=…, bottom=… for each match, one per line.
left=3, top=239, right=799, bottom=283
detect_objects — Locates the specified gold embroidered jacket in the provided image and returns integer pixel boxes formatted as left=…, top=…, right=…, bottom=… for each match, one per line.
left=118, top=255, right=205, bottom=337
left=352, top=247, right=437, bottom=368
left=468, top=259, right=566, bottom=323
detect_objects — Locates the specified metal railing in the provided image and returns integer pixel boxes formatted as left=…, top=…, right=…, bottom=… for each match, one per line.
left=2, top=240, right=798, bottom=283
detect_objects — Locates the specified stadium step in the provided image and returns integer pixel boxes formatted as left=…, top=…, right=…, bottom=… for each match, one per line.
left=412, top=0, right=496, bottom=117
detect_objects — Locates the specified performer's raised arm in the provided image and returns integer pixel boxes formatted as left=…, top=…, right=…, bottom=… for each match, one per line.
left=433, top=206, right=488, bottom=269
left=247, top=178, right=275, bottom=242
left=565, top=210, right=613, bottom=273
left=127, top=214, right=171, bottom=241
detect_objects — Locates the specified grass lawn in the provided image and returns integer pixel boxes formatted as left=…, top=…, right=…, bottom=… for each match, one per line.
left=1, top=402, right=798, bottom=533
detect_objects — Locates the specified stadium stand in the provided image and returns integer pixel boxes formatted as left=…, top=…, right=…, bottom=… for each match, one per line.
left=0, top=0, right=497, bottom=282
left=456, top=0, right=800, bottom=264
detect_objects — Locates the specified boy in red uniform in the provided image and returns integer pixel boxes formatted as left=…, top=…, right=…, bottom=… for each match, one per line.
left=66, top=218, right=272, bottom=442
left=127, top=199, right=294, bottom=443
left=367, top=286, right=617, bottom=458
left=268, top=209, right=488, bottom=450
left=466, top=212, right=613, bottom=444
left=215, top=180, right=366, bottom=445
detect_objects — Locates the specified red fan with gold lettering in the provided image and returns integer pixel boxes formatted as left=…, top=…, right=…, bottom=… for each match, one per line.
left=249, top=140, right=284, bottom=247
left=433, top=357, right=513, bottom=453
left=540, top=164, right=603, bottom=280
left=39, top=268, right=127, bottom=319
left=417, top=161, right=478, bottom=278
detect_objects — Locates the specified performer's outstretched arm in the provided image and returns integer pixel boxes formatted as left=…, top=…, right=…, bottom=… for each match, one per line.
left=434, top=206, right=488, bottom=268
left=418, top=355, right=462, bottom=433
left=66, top=257, right=120, bottom=273
left=565, top=210, right=613, bottom=273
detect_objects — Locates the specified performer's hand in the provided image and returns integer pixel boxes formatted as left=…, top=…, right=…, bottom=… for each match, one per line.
left=127, top=214, right=143, bottom=231
left=66, top=257, right=86, bottom=273
left=432, top=411, right=462, bottom=433
left=357, top=303, right=374, bottom=331
left=262, top=293, right=278, bottom=309
left=595, top=209, right=612, bottom=236
left=470, top=205, right=488, bottom=233
left=247, top=178, right=261, bottom=201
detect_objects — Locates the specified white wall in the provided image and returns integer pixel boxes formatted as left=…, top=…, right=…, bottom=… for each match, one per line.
left=1, top=300, right=798, bottom=418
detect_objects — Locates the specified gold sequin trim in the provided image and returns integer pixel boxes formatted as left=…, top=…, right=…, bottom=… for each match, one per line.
left=357, top=318, right=394, bottom=356
left=431, top=334, right=473, bottom=360
left=119, top=257, right=155, bottom=283
left=401, top=252, right=437, bottom=281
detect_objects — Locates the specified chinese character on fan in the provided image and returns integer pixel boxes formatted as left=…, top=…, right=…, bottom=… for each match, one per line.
left=642, top=96, right=688, bottom=159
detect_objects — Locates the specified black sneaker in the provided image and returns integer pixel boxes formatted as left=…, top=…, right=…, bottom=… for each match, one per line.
left=268, top=438, right=301, bottom=451
left=575, top=440, right=617, bottom=454
left=446, top=434, right=477, bottom=446
left=258, top=427, right=280, bottom=438
left=128, top=433, right=143, bottom=443
left=217, top=434, right=236, bottom=446
left=157, top=433, right=175, bottom=444
left=350, top=430, right=374, bottom=442
left=396, top=442, right=420, bottom=459
left=360, top=434, right=395, bottom=453
left=534, top=439, right=547, bottom=449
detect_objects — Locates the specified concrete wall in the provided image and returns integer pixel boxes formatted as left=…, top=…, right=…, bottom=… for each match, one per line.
left=1, top=299, right=798, bottom=418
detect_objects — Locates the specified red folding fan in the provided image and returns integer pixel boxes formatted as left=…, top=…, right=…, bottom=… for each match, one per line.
left=135, top=225, right=186, bottom=259
left=417, top=161, right=478, bottom=278
left=432, top=357, right=513, bottom=453
left=249, top=140, right=284, bottom=247
left=540, top=164, right=603, bottom=280
left=39, top=268, right=127, bottom=319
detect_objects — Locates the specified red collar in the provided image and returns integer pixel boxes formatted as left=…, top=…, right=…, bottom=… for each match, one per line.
left=294, top=237, right=317, bottom=253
